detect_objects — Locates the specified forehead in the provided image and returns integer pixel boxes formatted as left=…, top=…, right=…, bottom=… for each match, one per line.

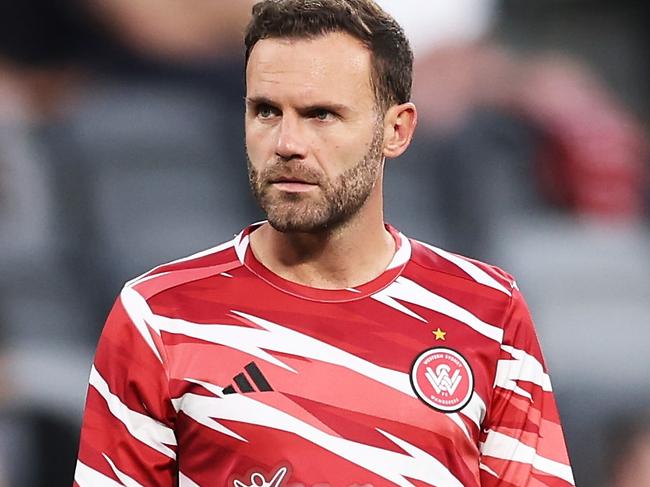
left=246, top=32, right=374, bottom=106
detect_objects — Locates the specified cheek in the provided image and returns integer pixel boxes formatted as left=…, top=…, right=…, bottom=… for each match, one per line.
left=315, top=128, right=375, bottom=173
left=245, top=125, right=268, bottom=165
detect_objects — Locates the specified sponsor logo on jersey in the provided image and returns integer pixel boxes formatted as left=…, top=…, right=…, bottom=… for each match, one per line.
left=410, top=347, right=474, bottom=412
left=223, top=361, right=274, bottom=395
left=233, top=466, right=287, bottom=487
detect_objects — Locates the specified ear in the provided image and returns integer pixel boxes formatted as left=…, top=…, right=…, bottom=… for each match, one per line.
left=382, top=102, right=417, bottom=159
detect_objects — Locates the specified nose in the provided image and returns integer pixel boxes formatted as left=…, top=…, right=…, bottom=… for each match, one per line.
left=275, top=113, right=307, bottom=161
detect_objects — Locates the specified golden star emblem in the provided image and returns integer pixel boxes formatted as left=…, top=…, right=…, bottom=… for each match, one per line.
left=432, top=328, right=447, bottom=341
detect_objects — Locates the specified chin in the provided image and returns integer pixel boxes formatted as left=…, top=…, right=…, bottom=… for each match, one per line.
left=261, top=191, right=363, bottom=234
left=266, top=216, right=327, bottom=234
left=262, top=199, right=325, bottom=233
left=266, top=208, right=356, bottom=234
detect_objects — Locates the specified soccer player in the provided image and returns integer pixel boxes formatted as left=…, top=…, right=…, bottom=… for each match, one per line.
left=74, top=1, right=575, bottom=486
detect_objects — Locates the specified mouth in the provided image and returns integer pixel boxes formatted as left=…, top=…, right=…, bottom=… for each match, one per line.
left=269, top=175, right=319, bottom=193
left=271, top=180, right=319, bottom=193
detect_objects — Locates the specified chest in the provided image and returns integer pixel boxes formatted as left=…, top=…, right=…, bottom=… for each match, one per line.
left=156, top=286, right=504, bottom=486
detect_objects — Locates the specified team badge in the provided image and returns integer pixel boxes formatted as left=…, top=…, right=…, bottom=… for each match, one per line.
left=410, top=347, right=474, bottom=413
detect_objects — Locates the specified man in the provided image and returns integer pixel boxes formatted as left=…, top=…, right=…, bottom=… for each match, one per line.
left=74, top=1, right=575, bottom=486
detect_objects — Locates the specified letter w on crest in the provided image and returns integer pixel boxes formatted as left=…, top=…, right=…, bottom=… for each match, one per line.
left=425, top=364, right=462, bottom=395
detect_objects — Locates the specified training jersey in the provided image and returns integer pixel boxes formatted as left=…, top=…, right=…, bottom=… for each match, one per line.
left=74, top=222, right=574, bottom=487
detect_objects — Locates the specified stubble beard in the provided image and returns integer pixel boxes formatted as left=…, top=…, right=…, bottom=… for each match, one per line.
left=248, top=124, right=384, bottom=234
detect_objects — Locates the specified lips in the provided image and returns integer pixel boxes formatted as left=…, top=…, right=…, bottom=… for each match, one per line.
left=271, top=180, right=319, bottom=193
left=261, top=163, right=323, bottom=190
left=271, top=176, right=318, bottom=185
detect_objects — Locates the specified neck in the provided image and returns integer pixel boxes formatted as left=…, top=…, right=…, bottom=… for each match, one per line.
left=249, top=192, right=395, bottom=289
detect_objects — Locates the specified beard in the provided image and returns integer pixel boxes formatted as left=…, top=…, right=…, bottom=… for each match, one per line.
left=248, top=123, right=384, bottom=234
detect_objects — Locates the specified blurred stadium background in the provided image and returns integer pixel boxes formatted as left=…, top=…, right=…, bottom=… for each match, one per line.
left=0, top=0, right=648, bottom=485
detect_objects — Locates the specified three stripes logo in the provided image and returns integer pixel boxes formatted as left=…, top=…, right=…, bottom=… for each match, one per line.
left=223, top=362, right=274, bottom=395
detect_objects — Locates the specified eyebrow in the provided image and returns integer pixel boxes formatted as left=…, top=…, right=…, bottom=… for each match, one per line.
left=245, top=96, right=273, bottom=108
left=245, top=96, right=350, bottom=114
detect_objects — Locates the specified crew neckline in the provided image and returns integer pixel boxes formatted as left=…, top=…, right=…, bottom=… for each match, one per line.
left=234, top=222, right=411, bottom=303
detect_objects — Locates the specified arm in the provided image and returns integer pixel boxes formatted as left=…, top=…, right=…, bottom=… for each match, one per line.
left=74, top=291, right=177, bottom=486
left=479, top=286, right=575, bottom=486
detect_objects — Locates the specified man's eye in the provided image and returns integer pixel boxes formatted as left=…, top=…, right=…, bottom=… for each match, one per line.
left=257, top=105, right=277, bottom=118
left=311, top=109, right=333, bottom=121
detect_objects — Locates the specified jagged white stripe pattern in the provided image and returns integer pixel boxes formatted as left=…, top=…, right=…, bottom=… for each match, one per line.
left=479, top=462, right=499, bottom=478
left=450, top=412, right=471, bottom=439
left=121, top=285, right=167, bottom=363
left=155, top=310, right=409, bottom=393
left=387, top=232, right=412, bottom=269
left=494, top=345, right=552, bottom=400
left=176, top=380, right=464, bottom=487
left=125, top=240, right=236, bottom=288
left=235, top=232, right=250, bottom=264
left=417, top=241, right=512, bottom=296
left=102, top=454, right=144, bottom=487
left=149, top=310, right=483, bottom=435
left=179, top=472, right=202, bottom=487
left=75, top=460, right=124, bottom=487
left=127, top=270, right=172, bottom=289
left=480, top=430, right=575, bottom=485
left=120, top=286, right=164, bottom=363
left=119, top=237, right=241, bottom=364
left=89, top=366, right=177, bottom=459
left=370, top=291, right=427, bottom=322
left=120, top=288, right=484, bottom=437
left=463, top=392, right=487, bottom=428
left=372, top=277, right=504, bottom=343
left=177, top=378, right=248, bottom=441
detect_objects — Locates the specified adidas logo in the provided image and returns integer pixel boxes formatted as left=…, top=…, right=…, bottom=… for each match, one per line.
left=223, top=361, right=273, bottom=395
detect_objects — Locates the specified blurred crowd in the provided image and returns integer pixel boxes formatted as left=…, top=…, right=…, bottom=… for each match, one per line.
left=0, top=0, right=648, bottom=485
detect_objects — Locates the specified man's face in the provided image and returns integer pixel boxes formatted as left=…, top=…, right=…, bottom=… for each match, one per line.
left=245, top=32, right=385, bottom=233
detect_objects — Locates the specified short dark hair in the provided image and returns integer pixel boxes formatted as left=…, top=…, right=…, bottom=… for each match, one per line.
left=244, top=0, right=413, bottom=111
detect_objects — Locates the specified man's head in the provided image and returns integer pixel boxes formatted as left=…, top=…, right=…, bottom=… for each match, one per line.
left=244, top=0, right=416, bottom=234
left=244, top=0, right=413, bottom=113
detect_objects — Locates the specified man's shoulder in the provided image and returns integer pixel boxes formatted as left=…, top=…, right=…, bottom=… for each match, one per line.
left=407, top=238, right=516, bottom=298
left=123, top=235, right=245, bottom=301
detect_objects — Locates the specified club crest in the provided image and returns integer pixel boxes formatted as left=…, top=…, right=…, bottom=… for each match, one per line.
left=410, top=347, right=474, bottom=413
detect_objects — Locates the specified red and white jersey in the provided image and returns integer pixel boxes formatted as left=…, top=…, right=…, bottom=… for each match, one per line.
left=75, top=223, right=574, bottom=487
